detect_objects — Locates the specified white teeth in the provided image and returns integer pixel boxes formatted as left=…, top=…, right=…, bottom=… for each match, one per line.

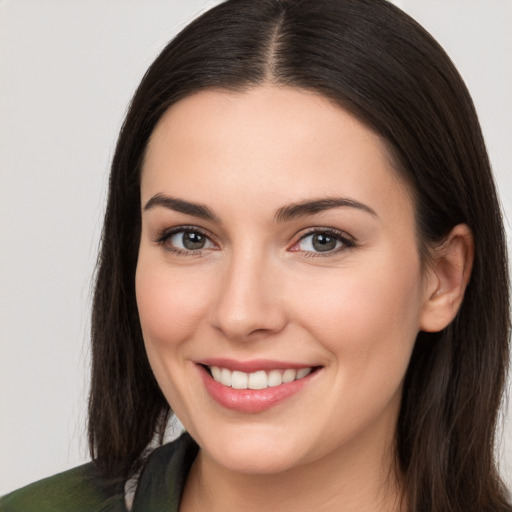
left=267, top=369, right=283, bottom=387
left=231, top=371, right=248, bottom=389
left=248, top=370, right=267, bottom=389
left=282, top=369, right=297, bottom=383
left=208, top=366, right=313, bottom=389
left=211, top=366, right=222, bottom=382
left=220, top=368, right=232, bottom=387
left=296, top=368, right=312, bottom=379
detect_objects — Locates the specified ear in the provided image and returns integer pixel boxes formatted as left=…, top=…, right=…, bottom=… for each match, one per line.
left=419, top=224, right=474, bottom=333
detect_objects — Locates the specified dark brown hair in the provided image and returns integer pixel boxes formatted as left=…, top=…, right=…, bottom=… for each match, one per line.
left=88, top=1, right=511, bottom=510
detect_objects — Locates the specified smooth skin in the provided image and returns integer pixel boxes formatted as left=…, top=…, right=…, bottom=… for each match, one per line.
left=136, top=86, right=473, bottom=511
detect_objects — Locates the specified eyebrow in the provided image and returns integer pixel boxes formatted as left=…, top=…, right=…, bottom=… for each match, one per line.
left=143, top=194, right=377, bottom=224
left=273, top=197, right=378, bottom=222
left=144, top=194, right=221, bottom=223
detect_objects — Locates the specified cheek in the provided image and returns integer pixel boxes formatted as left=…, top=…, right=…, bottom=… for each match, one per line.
left=135, top=261, right=210, bottom=349
left=135, top=259, right=215, bottom=415
left=294, top=254, right=423, bottom=366
left=292, top=257, right=423, bottom=444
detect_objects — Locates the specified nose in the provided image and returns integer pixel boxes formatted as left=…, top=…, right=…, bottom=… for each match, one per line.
left=209, top=249, right=287, bottom=341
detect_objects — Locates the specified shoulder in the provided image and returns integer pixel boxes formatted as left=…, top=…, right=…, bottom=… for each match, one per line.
left=130, top=433, right=199, bottom=511
left=0, top=462, right=126, bottom=512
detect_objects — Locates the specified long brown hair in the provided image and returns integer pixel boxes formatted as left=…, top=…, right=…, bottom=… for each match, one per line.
left=88, top=1, right=511, bottom=509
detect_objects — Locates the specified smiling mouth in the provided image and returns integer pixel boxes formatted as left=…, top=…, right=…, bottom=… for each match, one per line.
left=202, top=365, right=318, bottom=390
left=198, top=363, right=322, bottom=413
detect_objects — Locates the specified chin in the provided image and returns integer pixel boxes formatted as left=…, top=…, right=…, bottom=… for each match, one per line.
left=192, top=423, right=309, bottom=475
left=209, top=443, right=302, bottom=475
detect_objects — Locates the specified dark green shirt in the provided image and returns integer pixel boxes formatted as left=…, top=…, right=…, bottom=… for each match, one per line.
left=0, top=433, right=199, bottom=512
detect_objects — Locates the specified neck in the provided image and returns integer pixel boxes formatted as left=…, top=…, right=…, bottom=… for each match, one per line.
left=180, top=421, right=404, bottom=512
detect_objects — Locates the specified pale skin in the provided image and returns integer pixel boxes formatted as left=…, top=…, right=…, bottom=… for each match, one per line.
left=135, top=85, right=474, bottom=511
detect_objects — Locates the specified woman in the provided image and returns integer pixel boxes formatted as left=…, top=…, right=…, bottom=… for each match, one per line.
left=2, top=0, right=510, bottom=511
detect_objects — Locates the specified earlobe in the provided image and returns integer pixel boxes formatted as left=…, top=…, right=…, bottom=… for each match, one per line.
left=419, top=224, right=474, bottom=333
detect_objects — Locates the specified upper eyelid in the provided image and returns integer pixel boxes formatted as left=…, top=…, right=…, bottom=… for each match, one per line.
left=154, top=225, right=356, bottom=250
left=295, top=227, right=355, bottom=243
left=156, top=225, right=212, bottom=241
left=154, top=226, right=217, bottom=256
left=290, top=227, right=357, bottom=254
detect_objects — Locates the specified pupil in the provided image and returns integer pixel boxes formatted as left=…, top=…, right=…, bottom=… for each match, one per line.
left=312, top=233, right=336, bottom=252
left=183, top=232, right=205, bottom=250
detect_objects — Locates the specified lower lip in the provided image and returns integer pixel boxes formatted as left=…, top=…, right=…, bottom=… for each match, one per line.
left=198, top=365, right=317, bottom=413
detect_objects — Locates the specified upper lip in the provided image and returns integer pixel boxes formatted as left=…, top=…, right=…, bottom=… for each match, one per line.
left=196, top=358, right=319, bottom=373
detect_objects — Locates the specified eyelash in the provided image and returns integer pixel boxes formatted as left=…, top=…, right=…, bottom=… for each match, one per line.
left=294, top=227, right=357, bottom=257
left=154, top=226, right=357, bottom=257
left=155, top=226, right=214, bottom=257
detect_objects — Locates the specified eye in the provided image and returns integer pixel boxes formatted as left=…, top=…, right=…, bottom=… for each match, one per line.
left=156, top=227, right=216, bottom=254
left=291, top=228, right=355, bottom=255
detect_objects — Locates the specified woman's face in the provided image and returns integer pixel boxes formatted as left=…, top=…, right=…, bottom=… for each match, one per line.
left=136, top=86, right=433, bottom=475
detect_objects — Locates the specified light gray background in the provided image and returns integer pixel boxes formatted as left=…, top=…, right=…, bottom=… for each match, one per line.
left=1, top=0, right=511, bottom=495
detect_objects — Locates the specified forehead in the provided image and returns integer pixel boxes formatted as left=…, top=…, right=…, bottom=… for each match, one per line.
left=141, top=86, right=412, bottom=222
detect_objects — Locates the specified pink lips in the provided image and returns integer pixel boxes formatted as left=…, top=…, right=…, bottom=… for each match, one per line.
left=198, top=358, right=313, bottom=372
left=196, top=359, right=319, bottom=414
